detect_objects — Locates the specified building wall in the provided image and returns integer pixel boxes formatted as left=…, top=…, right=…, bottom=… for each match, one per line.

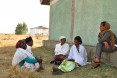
left=102, top=0, right=117, bottom=35
left=49, top=0, right=72, bottom=42
left=49, top=0, right=117, bottom=46
left=30, top=29, right=49, bottom=35
left=73, top=0, right=103, bottom=45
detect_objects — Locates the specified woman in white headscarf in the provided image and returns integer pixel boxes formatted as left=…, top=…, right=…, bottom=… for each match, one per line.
left=50, top=36, right=70, bottom=65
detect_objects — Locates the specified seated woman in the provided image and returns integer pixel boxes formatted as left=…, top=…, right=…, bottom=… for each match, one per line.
left=50, top=36, right=70, bottom=65
left=92, top=21, right=117, bottom=69
left=25, top=36, right=43, bottom=69
left=52, top=36, right=90, bottom=75
left=12, top=39, right=40, bottom=72
left=68, top=36, right=90, bottom=66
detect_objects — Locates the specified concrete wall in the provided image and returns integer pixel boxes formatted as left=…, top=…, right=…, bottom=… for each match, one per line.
left=49, top=0, right=117, bottom=46
left=73, top=0, right=103, bottom=45
left=102, top=0, right=117, bottom=35
left=49, top=0, right=72, bottom=42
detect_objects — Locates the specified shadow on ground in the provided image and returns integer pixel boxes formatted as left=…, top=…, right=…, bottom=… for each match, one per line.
left=0, top=46, right=117, bottom=78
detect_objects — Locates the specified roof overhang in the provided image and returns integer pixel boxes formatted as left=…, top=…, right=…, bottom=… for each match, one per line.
left=30, top=26, right=48, bottom=29
left=40, top=0, right=59, bottom=5
left=40, top=0, right=50, bottom=5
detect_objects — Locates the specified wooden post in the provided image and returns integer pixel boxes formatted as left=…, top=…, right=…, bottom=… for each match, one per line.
left=70, top=0, right=75, bottom=42
left=50, top=0, right=60, bottom=5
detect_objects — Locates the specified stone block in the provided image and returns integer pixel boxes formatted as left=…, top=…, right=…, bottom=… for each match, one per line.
left=110, top=51, right=117, bottom=66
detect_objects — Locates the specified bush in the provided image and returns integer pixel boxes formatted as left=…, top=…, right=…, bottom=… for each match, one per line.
left=15, top=22, right=28, bottom=35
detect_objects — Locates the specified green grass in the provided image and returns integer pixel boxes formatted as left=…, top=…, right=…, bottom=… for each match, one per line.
left=32, top=47, right=117, bottom=78
left=1, top=47, right=117, bottom=78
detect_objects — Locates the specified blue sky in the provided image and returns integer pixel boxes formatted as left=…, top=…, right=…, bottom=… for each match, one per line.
left=0, top=0, right=50, bottom=33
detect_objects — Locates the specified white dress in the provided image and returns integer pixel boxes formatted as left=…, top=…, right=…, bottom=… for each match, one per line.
left=12, top=48, right=39, bottom=72
left=68, top=44, right=90, bottom=66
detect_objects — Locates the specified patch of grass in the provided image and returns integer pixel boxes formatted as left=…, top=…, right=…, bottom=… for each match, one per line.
left=32, top=47, right=117, bottom=78
left=0, top=34, right=117, bottom=78
left=1, top=46, right=117, bottom=78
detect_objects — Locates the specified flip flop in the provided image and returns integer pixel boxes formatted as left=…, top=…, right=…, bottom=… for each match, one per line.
left=91, top=61, right=100, bottom=69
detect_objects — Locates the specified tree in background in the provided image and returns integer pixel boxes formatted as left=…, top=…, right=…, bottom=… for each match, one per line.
left=15, top=22, right=28, bottom=35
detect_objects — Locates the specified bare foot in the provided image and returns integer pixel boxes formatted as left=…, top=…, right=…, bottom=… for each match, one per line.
left=94, top=58, right=100, bottom=62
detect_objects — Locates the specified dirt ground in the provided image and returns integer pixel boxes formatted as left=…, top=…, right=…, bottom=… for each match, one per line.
left=0, top=34, right=117, bottom=78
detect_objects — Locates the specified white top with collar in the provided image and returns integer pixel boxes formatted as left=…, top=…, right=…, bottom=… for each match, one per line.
left=54, top=43, right=69, bottom=55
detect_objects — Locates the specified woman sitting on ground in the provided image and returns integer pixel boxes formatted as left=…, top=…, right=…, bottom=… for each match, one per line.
left=92, top=21, right=117, bottom=69
left=50, top=36, right=70, bottom=65
left=52, top=36, right=90, bottom=74
left=12, top=39, right=40, bottom=72
left=25, top=36, right=43, bottom=69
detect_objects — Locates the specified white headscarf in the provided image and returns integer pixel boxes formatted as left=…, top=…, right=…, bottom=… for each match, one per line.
left=59, top=36, right=66, bottom=40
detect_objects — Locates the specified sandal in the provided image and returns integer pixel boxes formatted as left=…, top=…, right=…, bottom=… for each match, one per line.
left=52, top=67, right=63, bottom=75
left=91, top=61, right=100, bottom=69
left=55, top=61, right=61, bottom=65
left=50, top=60, right=55, bottom=64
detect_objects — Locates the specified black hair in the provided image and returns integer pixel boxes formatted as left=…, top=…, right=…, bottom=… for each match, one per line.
left=101, top=21, right=107, bottom=26
left=25, top=36, right=33, bottom=43
left=74, top=36, right=82, bottom=44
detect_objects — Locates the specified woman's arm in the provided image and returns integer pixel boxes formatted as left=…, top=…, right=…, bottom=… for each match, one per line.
left=68, top=59, right=75, bottom=62
left=24, top=56, right=38, bottom=64
left=103, top=41, right=109, bottom=48
left=98, top=32, right=110, bottom=43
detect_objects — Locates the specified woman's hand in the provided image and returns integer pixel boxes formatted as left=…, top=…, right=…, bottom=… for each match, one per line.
left=68, top=59, right=75, bottom=62
left=103, top=41, right=109, bottom=48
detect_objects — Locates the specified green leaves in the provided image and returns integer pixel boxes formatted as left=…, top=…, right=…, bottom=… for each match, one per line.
left=15, top=22, right=28, bottom=35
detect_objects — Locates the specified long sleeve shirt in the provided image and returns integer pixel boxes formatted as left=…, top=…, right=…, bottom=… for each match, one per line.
left=55, top=43, right=69, bottom=55
left=18, top=56, right=38, bottom=67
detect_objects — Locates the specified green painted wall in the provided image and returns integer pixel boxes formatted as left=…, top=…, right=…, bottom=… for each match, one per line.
left=102, top=0, right=117, bottom=36
left=50, top=0, right=117, bottom=46
left=73, top=0, right=103, bottom=45
left=49, top=0, right=72, bottom=42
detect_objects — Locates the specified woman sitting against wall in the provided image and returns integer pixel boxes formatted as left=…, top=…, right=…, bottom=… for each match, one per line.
left=52, top=36, right=90, bottom=75
left=92, top=21, right=117, bottom=69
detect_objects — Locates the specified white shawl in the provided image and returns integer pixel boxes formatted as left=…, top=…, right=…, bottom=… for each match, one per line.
left=12, top=48, right=39, bottom=72
left=12, top=48, right=27, bottom=66
left=68, top=44, right=90, bottom=66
